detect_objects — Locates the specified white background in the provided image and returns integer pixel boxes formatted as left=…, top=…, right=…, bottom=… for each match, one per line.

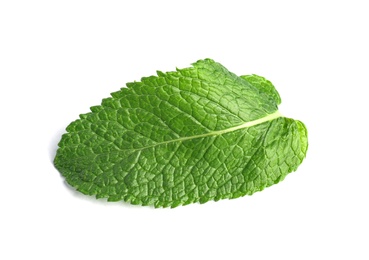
left=1, top=1, right=368, bottom=259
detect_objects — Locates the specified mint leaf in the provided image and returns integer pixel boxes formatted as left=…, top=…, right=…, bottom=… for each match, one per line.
left=54, top=59, right=308, bottom=208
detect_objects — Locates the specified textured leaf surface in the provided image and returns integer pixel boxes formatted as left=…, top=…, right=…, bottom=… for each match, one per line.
left=54, top=59, right=308, bottom=207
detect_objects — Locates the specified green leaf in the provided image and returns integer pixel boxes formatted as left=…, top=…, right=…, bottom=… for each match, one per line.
left=54, top=59, right=308, bottom=208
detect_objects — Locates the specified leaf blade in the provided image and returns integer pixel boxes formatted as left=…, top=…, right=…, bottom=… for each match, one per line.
left=54, top=59, right=308, bottom=207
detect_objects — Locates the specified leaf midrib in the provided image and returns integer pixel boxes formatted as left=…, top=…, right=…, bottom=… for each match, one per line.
left=130, top=111, right=282, bottom=152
